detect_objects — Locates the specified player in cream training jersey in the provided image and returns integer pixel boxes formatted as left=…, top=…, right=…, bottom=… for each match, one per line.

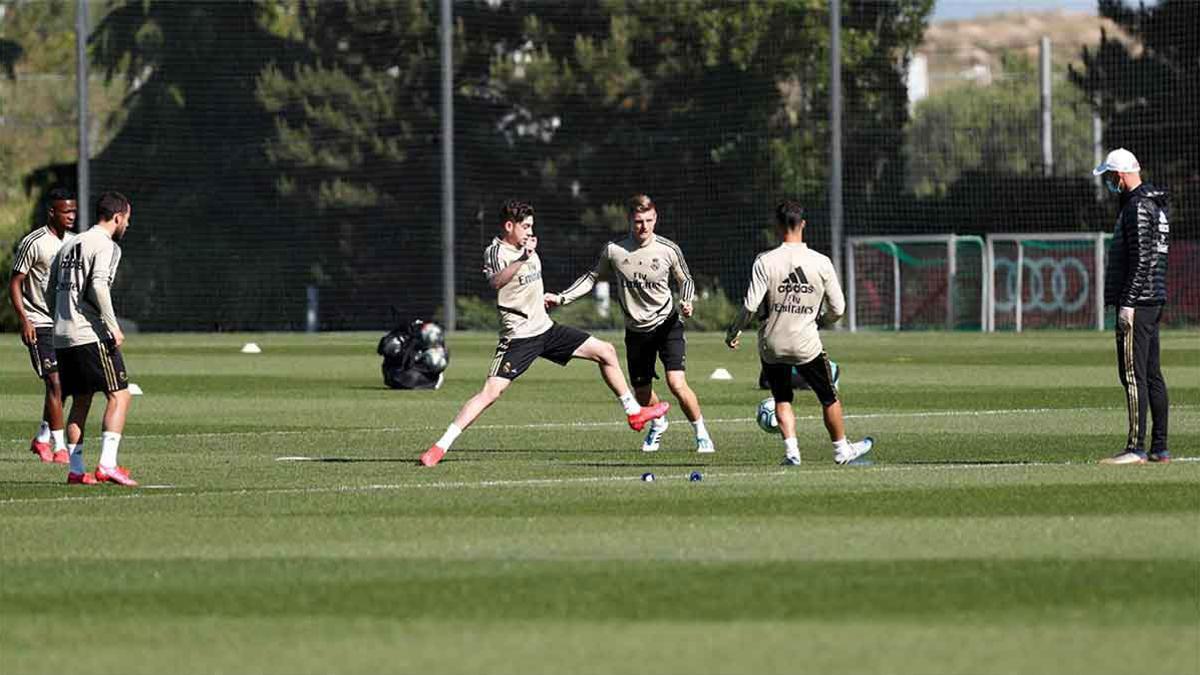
left=48, top=192, right=138, bottom=486
left=725, top=199, right=873, bottom=466
left=420, top=200, right=669, bottom=467
left=547, top=194, right=714, bottom=453
left=8, top=187, right=76, bottom=464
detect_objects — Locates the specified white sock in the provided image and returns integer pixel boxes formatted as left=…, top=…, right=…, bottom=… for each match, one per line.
left=833, top=437, right=851, bottom=454
left=691, top=417, right=709, bottom=439
left=99, top=432, right=122, bottom=470
left=68, top=443, right=85, bottom=474
left=36, top=421, right=51, bottom=442
left=651, top=415, right=669, bottom=431
left=435, top=423, right=462, bottom=450
left=784, top=437, right=799, bottom=457
left=619, top=392, right=641, bottom=416
left=51, top=429, right=67, bottom=451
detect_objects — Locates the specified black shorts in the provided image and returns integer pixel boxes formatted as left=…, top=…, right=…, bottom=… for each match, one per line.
left=624, top=313, right=686, bottom=388
left=27, top=328, right=58, bottom=378
left=58, top=339, right=129, bottom=397
left=763, top=352, right=839, bottom=407
left=489, top=323, right=591, bottom=381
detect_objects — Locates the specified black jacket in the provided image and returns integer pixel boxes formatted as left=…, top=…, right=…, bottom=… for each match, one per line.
left=1105, top=183, right=1169, bottom=307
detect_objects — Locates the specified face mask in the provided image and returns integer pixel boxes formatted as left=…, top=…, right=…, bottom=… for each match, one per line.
left=1105, top=176, right=1121, bottom=194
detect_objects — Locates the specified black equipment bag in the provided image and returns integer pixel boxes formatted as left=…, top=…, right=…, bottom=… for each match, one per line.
left=377, top=316, right=448, bottom=390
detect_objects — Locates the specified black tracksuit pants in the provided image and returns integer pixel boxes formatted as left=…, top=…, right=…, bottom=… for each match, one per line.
left=1115, top=305, right=1169, bottom=453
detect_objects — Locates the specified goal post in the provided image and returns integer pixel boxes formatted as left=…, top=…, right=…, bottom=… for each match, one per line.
left=846, top=235, right=986, bottom=331
left=984, top=233, right=1112, bottom=332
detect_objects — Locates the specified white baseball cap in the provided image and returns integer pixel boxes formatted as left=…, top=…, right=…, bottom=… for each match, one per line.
left=1093, top=148, right=1141, bottom=175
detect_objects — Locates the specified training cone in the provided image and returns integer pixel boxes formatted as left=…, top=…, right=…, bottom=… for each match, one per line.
left=128, top=383, right=144, bottom=396
left=709, top=368, right=733, bottom=381
left=241, top=342, right=262, bottom=354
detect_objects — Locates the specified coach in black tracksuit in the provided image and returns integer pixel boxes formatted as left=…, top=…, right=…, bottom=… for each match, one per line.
left=1093, top=148, right=1170, bottom=464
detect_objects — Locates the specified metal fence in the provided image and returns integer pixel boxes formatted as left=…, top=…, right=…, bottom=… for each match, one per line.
left=3, top=0, right=1196, bottom=332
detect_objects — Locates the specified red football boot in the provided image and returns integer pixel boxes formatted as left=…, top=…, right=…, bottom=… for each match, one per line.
left=30, top=439, right=53, bottom=463
left=420, top=445, right=446, bottom=467
left=627, top=401, right=670, bottom=432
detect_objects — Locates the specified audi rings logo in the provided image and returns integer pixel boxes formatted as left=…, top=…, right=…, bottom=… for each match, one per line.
left=994, top=256, right=1091, bottom=313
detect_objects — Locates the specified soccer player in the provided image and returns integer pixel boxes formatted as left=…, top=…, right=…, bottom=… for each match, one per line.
left=421, top=199, right=669, bottom=467
left=8, top=187, right=76, bottom=464
left=724, top=199, right=873, bottom=466
left=49, top=191, right=137, bottom=486
left=545, top=194, right=714, bottom=453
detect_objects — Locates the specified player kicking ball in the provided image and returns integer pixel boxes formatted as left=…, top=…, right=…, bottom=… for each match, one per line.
left=725, top=199, right=873, bottom=466
left=546, top=194, right=714, bottom=454
left=420, top=200, right=669, bottom=467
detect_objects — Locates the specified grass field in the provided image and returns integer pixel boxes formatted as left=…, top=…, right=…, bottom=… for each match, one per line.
left=1, top=330, right=1198, bottom=674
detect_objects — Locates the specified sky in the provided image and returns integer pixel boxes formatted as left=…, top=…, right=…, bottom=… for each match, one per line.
left=932, top=0, right=1100, bottom=21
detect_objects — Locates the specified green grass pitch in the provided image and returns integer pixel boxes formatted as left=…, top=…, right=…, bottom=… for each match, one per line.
left=2, top=330, right=1198, bottom=674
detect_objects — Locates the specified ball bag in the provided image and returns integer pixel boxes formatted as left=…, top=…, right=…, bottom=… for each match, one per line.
left=377, top=319, right=448, bottom=390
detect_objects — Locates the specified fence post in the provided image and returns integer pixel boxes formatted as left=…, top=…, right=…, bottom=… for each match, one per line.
left=1039, top=36, right=1053, bottom=177
left=75, top=0, right=89, bottom=231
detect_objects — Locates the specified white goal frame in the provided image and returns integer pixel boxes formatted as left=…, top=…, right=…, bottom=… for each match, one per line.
left=846, top=234, right=986, bottom=331
left=984, top=232, right=1111, bottom=332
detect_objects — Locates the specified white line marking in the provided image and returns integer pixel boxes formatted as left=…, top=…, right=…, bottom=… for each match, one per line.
left=9, top=404, right=1196, bottom=444
left=1, top=460, right=1195, bottom=506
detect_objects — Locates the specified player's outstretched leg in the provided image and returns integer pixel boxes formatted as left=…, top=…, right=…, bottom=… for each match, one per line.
left=423, top=376, right=513, bottom=467
left=665, top=371, right=713, bottom=453
left=571, top=337, right=668, bottom=431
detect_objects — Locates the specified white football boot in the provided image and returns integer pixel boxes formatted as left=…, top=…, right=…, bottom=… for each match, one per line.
left=835, top=436, right=874, bottom=465
left=642, top=418, right=669, bottom=452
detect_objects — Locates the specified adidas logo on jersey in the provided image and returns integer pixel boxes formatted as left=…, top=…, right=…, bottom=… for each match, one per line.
left=777, top=266, right=814, bottom=294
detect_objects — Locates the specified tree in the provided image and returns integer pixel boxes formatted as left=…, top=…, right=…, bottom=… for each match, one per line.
left=478, top=0, right=932, bottom=293
left=1071, top=0, right=1199, bottom=239
left=907, top=54, right=1097, bottom=196
left=81, top=0, right=306, bottom=330
left=256, top=0, right=463, bottom=327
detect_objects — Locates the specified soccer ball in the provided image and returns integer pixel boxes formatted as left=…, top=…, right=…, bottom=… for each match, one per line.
left=416, top=345, right=448, bottom=373
left=756, top=397, right=779, bottom=433
left=376, top=331, right=407, bottom=360
left=418, top=322, right=445, bottom=349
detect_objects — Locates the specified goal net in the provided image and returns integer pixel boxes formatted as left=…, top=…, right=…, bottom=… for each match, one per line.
left=847, top=235, right=986, bottom=331
left=985, top=233, right=1111, bottom=331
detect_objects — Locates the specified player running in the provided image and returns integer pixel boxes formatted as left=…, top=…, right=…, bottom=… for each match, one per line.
left=546, top=194, right=714, bottom=453
left=49, top=192, right=137, bottom=486
left=421, top=199, right=669, bottom=467
left=725, top=199, right=873, bottom=466
left=9, top=188, right=76, bottom=464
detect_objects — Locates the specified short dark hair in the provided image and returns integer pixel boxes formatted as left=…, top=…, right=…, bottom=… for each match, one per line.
left=46, top=187, right=76, bottom=205
left=95, top=191, right=131, bottom=222
left=628, top=194, right=655, bottom=215
left=775, top=199, right=806, bottom=228
left=499, top=199, right=534, bottom=225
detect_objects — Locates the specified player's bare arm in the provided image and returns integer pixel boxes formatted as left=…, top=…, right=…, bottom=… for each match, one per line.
left=7, top=272, right=36, bottom=346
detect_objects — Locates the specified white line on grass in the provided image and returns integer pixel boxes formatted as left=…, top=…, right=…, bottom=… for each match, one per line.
left=2, top=459, right=1195, bottom=506
left=10, top=404, right=1195, bottom=444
